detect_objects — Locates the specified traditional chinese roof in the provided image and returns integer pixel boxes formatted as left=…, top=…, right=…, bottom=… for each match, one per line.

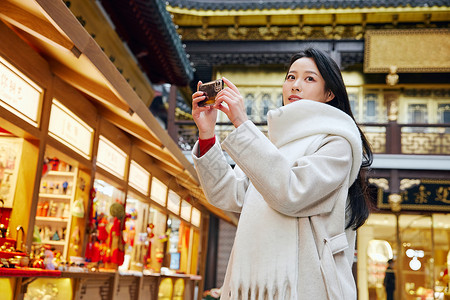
left=167, top=0, right=449, bottom=10
left=100, top=0, right=193, bottom=86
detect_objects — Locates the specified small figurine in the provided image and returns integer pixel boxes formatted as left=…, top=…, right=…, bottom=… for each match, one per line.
left=43, top=246, right=55, bottom=270
left=386, top=65, right=399, bottom=86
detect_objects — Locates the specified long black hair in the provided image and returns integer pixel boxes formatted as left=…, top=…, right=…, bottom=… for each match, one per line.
left=287, top=48, right=374, bottom=230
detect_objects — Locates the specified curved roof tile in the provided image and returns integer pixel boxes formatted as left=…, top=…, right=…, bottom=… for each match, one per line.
left=167, top=0, right=449, bottom=10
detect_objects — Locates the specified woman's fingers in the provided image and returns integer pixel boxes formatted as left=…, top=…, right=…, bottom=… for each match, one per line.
left=192, top=92, right=207, bottom=108
left=192, top=81, right=204, bottom=109
left=222, top=77, right=239, bottom=94
left=215, top=102, right=230, bottom=116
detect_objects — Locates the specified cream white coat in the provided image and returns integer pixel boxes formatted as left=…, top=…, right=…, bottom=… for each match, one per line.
left=192, top=100, right=363, bottom=299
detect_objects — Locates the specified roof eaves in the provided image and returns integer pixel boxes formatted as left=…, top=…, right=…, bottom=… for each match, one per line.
left=166, top=0, right=450, bottom=11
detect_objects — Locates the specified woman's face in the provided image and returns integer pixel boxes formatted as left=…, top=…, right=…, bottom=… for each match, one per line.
left=282, top=57, right=334, bottom=106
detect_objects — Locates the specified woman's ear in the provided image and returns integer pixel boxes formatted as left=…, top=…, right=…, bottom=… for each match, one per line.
left=325, top=90, right=335, bottom=102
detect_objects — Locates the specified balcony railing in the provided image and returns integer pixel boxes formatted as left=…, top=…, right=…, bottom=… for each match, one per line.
left=175, top=121, right=450, bottom=155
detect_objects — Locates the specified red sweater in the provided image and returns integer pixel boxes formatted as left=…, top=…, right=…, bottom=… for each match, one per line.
left=198, top=136, right=215, bottom=157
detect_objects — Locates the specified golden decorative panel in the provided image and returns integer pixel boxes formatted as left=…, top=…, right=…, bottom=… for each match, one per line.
left=364, top=29, right=450, bottom=73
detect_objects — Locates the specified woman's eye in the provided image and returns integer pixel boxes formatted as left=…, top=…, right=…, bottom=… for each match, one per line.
left=305, top=76, right=314, bottom=82
left=287, top=74, right=295, bottom=80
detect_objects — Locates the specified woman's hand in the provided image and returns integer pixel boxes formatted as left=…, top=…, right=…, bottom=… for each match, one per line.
left=214, top=77, right=248, bottom=128
left=192, top=81, right=217, bottom=139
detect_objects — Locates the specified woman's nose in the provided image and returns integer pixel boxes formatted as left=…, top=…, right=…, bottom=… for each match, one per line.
left=292, top=80, right=301, bottom=91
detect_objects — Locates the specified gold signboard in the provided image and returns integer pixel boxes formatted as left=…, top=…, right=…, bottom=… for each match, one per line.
left=364, top=29, right=450, bottom=73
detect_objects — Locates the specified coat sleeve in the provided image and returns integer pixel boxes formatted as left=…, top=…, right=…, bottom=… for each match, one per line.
left=221, top=120, right=353, bottom=217
left=192, top=139, right=249, bottom=213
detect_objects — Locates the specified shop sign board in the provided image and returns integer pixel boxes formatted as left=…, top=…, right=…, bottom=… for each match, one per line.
left=191, top=207, right=201, bottom=228
left=167, top=189, right=181, bottom=214
left=129, top=160, right=150, bottom=195
left=364, top=29, right=450, bottom=73
left=151, top=177, right=167, bottom=207
left=97, top=136, right=127, bottom=179
left=180, top=200, right=192, bottom=222
left=378, top=179, right=450, bottom=211
left=0, top=57, right=43, bottom=127
left=49, top=100, right=93, bottom=159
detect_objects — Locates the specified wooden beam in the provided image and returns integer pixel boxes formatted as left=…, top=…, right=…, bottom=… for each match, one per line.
left=49, top=60, right=131, bottom=113
left=154, top=160, right=197, bottom=188
left=0, top=0, right=75, bottom=53
left=133, top=138, right=182, bottom=170
left=33, top=0, right=90, bottom=51
left=98, top=106, right=162, bottom=147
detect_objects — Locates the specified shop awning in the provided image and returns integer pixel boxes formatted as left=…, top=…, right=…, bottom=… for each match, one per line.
left=0, top=0, right=236, bottom=224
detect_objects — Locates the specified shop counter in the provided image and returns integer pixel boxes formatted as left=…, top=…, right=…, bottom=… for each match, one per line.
left=0, top=268, right=64, bottom=300
left=158, top=273, right=202, bottom=300
left=0, top=269, right=201, bottom=300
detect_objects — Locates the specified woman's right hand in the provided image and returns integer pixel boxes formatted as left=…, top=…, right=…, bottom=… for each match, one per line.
left=192, top=81, right=217, bottom=139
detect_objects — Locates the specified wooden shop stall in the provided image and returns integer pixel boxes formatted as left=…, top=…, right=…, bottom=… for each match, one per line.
left=0, top=0, right=235, bottom=299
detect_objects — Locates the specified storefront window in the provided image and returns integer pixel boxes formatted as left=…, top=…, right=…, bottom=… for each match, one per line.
left=360, top=213, right=450, bottom=300
left=167, top=216, right=181, bottom=271
left=146, top=206, right=167, bottom=273
left=360, top=214, right=397, bottom=300
left=119, top=194, right=149, bottom=272
left=85, top=175, right=125, bottom=269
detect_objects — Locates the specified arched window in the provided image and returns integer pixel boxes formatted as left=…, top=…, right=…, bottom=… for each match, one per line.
left=261, top=94, right=271, bottom=121
left=245, top=93, right=255, bottom=117
left=277, top=93, right=283, bottom=107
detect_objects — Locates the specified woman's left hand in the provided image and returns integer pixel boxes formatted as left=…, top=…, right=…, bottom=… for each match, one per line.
left=214, top=77, right=248, bottom=128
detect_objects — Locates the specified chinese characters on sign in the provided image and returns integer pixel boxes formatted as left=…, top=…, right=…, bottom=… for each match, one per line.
left=379, top=180, right=450, bottom=211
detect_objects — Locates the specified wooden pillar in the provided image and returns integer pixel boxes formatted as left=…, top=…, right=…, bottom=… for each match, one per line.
left=384, top=90, right=401, bottom=154
left=204, top=214, right=219, bottom=291
left=395, top=213, right=402, bottom=300
left=197, top=213, right=210, bottom=300
left=167, top=85, right=178, bottom=143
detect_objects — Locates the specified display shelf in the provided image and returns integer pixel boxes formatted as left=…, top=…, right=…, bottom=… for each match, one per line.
left=46, top=171, right=76, bottom=177
left=35, top=161, right=79, bottom=259
left=38, top=194, right=72, bottom=200
left=38, top=240, right=66, bottom=246
left=36, top=216, right=69, bottom=223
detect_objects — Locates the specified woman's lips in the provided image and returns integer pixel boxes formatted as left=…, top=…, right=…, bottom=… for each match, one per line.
left=289, top=95, right=302, bottom=102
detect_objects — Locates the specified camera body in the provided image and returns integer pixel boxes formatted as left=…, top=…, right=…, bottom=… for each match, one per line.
left=198, top=79, right=224, bottom=107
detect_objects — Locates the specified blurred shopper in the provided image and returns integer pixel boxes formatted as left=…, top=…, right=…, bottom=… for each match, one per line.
left=384, top=259, right=396, bottom=300
left=191, top=48, right=373, bottom=299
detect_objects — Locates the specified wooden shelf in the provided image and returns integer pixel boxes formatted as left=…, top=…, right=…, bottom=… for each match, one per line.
left=45, top=171, right=76, bottom=177
left=34, top=240, right=65, bottom=246
left=35, top=216, right=69, bottom=222
left=39, top=193, right=72, bottom=200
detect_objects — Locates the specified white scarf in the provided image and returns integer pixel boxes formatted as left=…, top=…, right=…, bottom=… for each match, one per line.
left=267, top=100, right=363, bottom=183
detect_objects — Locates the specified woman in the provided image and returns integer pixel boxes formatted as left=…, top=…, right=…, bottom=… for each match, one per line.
left=191, top=48, right=373, bottom=299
